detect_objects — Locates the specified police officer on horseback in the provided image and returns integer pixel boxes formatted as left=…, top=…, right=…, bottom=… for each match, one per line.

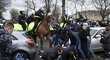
left=18, top=11, right=26, bottom=31
left=62, top=14, right=69, bottom=27
left=32, top=8, right=44, bottom=32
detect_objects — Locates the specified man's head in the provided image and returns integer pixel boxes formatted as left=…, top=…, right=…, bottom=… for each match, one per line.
left=105, top=25, right=110, bottom=31
left=4, top=21, right=14, bottom=34
left=82, top=23, right=88, bottom=30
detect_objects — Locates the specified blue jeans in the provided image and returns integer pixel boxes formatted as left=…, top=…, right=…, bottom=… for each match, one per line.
left=71, top=32, right=86, bottom=59
left=61, top=45, right=76, bottom=60
left=88, top=40, right=96, bottom=58
left=52, top=35, right=64, bottom=46
left=81, top=40, right=90, bottom=58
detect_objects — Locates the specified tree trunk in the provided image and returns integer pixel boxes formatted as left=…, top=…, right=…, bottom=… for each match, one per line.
left=62, top=0, right=65, bottom=20
left=102, top=16, right=105, bottom=20
left=0, top=12, right=2, bottom=18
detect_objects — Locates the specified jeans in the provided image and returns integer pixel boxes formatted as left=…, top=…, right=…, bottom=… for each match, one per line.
left=71, top=32, right=86, bottom=59
left=87, top=40, right=96, bottom=58
left=61, top=45, right=76, bottom=60
left=52, top=35, right=64, bottom=46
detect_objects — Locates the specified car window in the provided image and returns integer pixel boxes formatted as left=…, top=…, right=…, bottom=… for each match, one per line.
left=90, top=29, right=97, bottom=36
left=9, top=35, right=18, bottom=40
left=96, top=29, right=105, bottom=35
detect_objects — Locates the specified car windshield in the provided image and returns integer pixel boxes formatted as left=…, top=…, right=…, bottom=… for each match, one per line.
left=90, top=29, right=97, bottom=36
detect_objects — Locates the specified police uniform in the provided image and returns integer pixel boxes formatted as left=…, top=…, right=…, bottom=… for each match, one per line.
left=32, top=9, right=44, bottom=32
left=62, top=15, right=69, bottom=28
left=18, top=11, right=26, bottom=31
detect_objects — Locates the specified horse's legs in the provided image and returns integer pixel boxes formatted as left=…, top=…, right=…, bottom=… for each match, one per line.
left=40, top=36, right=44, bottom=50
left=33, top=34, right=37, bottom=43
left=40, top=39, right=43, bottom=50
left=47, top=36, right=52, bottom=48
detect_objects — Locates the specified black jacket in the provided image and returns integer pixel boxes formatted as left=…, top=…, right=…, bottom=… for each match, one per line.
left=41, top=47, right=61, bottom=60
left=18, top=13, right=25, bottom=22
left=101, top=31, right=110, bottom=50
left=78, top=28, right=90, bottom=41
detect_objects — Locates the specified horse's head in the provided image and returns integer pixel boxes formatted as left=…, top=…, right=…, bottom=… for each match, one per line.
left=44, top=15, right=51, bottom=22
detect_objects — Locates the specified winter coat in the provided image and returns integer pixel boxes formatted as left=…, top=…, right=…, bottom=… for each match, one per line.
left=0, top=29, right=12, bottom=56
left=101, top=31, right=110, bottom=50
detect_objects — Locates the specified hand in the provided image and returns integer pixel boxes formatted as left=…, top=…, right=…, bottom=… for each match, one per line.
left=87, top=36, right=90, bottom=39
left=87, top=36, right=91, bottom=40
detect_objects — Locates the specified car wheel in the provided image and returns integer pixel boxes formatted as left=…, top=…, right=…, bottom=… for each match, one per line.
left=11, top=51, right=30, bottom=60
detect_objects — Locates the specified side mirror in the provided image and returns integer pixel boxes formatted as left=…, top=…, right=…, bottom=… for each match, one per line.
left=95, top=35, right=101, bottom=38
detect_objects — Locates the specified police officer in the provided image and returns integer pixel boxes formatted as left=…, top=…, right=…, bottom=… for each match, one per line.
left=62, top=14, right=69, bottom=28
left=18, top=11, right=26, bottom=31
left=0, top=21, right=14, bottom=60
left=32, top=8, right=44, bottom=32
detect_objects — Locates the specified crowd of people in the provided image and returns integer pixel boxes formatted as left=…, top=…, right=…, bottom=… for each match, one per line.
left=0, top=8, right=110, bottom=60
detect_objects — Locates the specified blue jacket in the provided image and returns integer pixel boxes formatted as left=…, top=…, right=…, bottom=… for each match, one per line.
left=73, top=23, right=79, bottom=32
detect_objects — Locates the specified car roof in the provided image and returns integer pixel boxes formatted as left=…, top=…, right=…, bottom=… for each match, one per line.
left=90, top=27, right=105, bottom=30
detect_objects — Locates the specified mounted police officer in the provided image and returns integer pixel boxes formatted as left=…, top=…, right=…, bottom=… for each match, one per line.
left=62, top=14, right=69, bottom=27
left=32, top=8, right=44, bottom=32
left=0, top=21, right=14, bottom=60
left=18, top=11, right=26, bottom=31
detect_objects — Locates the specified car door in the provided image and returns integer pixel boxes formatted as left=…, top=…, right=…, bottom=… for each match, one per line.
left=91, top=29, right=104, bottom=51
left=9, top=35, right=18, bottom=47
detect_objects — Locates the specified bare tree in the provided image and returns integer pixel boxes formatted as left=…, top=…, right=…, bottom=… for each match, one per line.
left=62, top=0, right=65, bottom=20
left=69, top=0, right=80, bottom=18
left=52, top=5, right=61, bottom=20
left=92, top=0, right=110, bottom=20
left=26, top=0, right=36, bottom=12
left=78, top=0, right=85, bottom=12
left=0, top=0, right=11, bottom=18
left=10, top=8, right=18, bottom=21
left=53, top=0, right=57, bottom=16
left=42, top=0, right=53, bottom=15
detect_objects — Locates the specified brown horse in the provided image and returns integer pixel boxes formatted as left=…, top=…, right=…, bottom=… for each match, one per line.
left=34, top=15, right=52, bottom=49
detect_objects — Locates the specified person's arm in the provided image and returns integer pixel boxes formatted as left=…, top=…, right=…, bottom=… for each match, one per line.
left=104, top=32, right=110, bottom=39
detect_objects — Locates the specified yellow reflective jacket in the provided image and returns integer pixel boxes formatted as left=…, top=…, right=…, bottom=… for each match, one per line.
left=14, top=23, right=23, bottom=30
left=60, top=22, right=67, bottom=27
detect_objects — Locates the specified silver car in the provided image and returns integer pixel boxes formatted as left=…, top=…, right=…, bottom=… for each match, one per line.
left=90, top=27, right=105, bottom=52
left=9, top=30, right=36, bottom=60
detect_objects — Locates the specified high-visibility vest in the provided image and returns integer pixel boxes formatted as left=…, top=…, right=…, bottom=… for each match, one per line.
left=14, top=23, right=23, bottom=30
left=60, top=22, right=67, bottom=27
left=64, top=17, right=68, bottom=21
left=34, top=16, right=42, bottom=18
left=27, top=22, right=34, bottom=31
left=49, top=25, right=54, bottom=30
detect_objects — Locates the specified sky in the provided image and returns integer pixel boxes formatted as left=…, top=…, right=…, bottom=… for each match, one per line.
left=2, top=0, right=96, bottom=20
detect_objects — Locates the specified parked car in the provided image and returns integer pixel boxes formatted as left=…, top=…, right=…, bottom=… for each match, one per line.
left=9, top=30, right=36, bottom=60
left=90, top=27, right=105, bottom=52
